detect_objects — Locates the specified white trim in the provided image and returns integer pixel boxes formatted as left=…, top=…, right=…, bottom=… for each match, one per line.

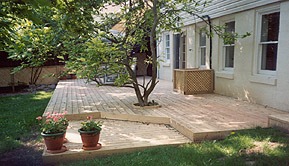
left=256, top=5, right=280, bottom=14
left=215, top=71, right=234, bottom=80
left=250, top=75, right=277, bottom=86
left=197, top=26, right=207, bottom=68
left=223, top=44, right=235, bottom=71
left=219, top=19, right=235, bottom=72
left=253, top=5, right=280, bottom=76
left=164, top=33, right=170, bottom=61
left=162, top=62, right=171, bottom=67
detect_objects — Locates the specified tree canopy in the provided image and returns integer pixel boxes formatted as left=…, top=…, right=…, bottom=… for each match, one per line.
left=2, top=0, right=250, bottom=105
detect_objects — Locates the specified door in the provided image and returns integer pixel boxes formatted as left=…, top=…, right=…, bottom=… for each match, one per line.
left=181, top=33, right=186, bottom=69
left=174, top=34, right=180, bottom=69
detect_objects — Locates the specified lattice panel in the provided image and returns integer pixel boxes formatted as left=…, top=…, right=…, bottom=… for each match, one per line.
left=186, top=70, right=213, bottom=93
left=174, top=69, right=213, bottom=95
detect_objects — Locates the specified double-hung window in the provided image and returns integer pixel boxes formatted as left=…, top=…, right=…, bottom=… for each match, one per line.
left=199, top=29, right=206, bottom=66
left=257, top=9, right=280, bottom=75
left=165, top=34, right=170, bottom=60
left=223, top=21, right=235, bottom=69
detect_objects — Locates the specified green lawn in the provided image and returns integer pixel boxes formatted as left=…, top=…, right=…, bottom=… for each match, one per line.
left=0, top=91, right=53, bottom=154
left=63, top=127, right=289, bottom=166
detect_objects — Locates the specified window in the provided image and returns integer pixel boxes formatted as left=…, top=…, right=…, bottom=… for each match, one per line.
left=223, top=21, right=235, bottom=69
left=199, top=29, right=206, bottom=66
left=260, top=12, right=279, bottom=71
left=165, top=34, right=170, bottom=60
left=256, top=8, right=280, bottom=75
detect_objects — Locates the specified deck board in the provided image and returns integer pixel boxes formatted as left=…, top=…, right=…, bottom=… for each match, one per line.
left=43, top=119, right=191, bottom=165
left=44, top=79, right=287, bottom=133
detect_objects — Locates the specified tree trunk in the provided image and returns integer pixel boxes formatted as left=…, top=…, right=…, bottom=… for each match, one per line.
left=141, top=0, right=159, bottom=106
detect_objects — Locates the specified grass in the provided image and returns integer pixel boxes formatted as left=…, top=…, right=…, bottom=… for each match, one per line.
left=64, top=127, right=289, bottom=166
left=0, top=91, right=53, bottom=154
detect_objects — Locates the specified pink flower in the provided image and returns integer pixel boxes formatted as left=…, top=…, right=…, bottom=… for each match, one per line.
left=53, top=111, right=58, bottom=114
left=46, top=112, right=51, bottom=115
left=87, top=116, right=93, bottom=120
left=54, top=117, right=59, bottom=122
left=46, top=115, right=52, bottom=119
left=36, top=116, right=42, bottom=120
left=58, top=114, right=64, bottom=118
left=46, top=120, right=50, bottom=124
left=63, top=111, right=68, bottom=114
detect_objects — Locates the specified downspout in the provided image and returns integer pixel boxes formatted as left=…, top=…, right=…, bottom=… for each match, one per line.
left=202, top=15, right=212, bottom=69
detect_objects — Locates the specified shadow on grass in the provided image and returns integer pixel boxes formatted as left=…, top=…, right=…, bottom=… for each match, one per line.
left=0, top=91, right=52, bottom=155
left=0, top=137, right=44, bottom=166
left=62, top=127, right=289, bottom=166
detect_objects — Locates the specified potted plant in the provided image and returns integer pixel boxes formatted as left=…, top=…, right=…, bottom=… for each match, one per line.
left=59, top=71, right=67, bottom=80
left=78, top=116, right=103, bottom=150
left=36, top=111, right=69, bottom=153
left=70, top=73, right=77, bottom=79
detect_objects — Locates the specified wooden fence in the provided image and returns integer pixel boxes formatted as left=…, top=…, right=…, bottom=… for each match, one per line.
left=0, top=65, right=64, bottom=87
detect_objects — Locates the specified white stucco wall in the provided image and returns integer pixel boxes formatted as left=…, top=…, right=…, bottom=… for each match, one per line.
left=157, top=1, right=289, bottom=111
left=158, top=31, right=173, bottom=81
left=186, top=25, right=196, bottom=68
left=213, top=2, right=289, bottom=112
left=272, top=1, right=289, bottom=110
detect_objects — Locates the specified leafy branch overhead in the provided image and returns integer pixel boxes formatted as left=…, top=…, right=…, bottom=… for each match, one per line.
left=2, top=0, right=250, bottom=106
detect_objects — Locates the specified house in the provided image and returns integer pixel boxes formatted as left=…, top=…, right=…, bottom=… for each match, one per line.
left=157, top=0, right=289, bottom=112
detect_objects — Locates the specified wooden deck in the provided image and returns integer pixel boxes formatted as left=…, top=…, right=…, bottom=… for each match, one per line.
left=43, top=119, right=191, bottom=165
left=44, top=79, right=287, bottom=137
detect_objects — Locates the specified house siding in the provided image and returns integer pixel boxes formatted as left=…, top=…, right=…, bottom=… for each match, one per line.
left=180, top=0, right=282, bottom=26
left=157, top=0, right=289, bottom=112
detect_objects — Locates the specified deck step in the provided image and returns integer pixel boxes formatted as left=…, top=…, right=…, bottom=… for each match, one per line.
left=43, top=119, right=191, bottom=165
left=268, top=114, right=289, bottom=133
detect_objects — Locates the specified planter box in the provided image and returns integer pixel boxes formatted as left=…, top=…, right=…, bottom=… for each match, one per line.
left=173, top=68, right=214, bottom=95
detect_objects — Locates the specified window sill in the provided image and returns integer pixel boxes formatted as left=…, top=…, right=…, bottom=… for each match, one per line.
left=215, top=71, right=234, bottom=80
left=162, top=62, right=171, bottom=67
left=199, top=65, right=207, bottom=69
left=250, top=74, right=277, bottom=86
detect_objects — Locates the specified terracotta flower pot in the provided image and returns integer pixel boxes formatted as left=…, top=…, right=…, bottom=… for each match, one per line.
left=78, top=129, right=102, bottom=150
left=60, top=76, right=67, bottom=80
left=41, top=132, right=67, bottom=153
left=63, top=126, right=68, bottom=143
left=70, top=74, right=77, bottom=79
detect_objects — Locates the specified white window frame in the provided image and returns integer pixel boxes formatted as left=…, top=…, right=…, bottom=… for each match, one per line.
left=222, top=20, right=235, bottom=71
left=181, top=32, right=186, bottom=69
left=254, top=6, right=280, bottom=76
left=198, top=27, right=207, bottom=68
left=164, top=33, right=170, bottom=61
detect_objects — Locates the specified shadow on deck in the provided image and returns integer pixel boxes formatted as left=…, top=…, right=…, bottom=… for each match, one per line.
left=42, top=78, right=288, bottom=164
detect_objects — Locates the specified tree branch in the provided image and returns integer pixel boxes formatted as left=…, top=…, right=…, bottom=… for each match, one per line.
left=144, top=0, right=152, bottom=9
